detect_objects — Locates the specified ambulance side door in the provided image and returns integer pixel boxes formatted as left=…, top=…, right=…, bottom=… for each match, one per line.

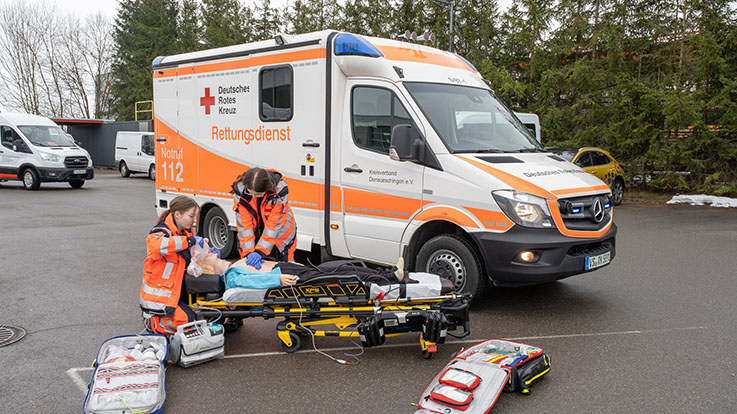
left=339, top=80, right=424, bottom=264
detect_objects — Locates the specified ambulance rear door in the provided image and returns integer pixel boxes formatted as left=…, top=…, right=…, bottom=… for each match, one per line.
left=154, top=68, right=184, bottom=193
left=339, top=79, right=424, bottom=264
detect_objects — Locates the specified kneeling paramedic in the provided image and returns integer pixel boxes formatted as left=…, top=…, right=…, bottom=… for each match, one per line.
left=140, top=195, right=207, bottom=335
left=232, top=167, right=296, bottom=269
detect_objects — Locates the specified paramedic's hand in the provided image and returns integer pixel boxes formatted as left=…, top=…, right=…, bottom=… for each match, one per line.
left=246, top=252, right=264, bottom=269
left=194, top=236, right=205, bottom=248
left=210, top=247, right=221, bottom=259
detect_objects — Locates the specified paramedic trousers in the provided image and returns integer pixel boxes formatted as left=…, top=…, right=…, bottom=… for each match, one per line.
left=150, top=300, right=195, bottom=335
left=272, top=238, right=296, bottom=263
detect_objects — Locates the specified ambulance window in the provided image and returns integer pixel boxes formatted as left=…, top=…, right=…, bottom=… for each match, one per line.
left=352, top=86, right=416, bottom=154
left=260, top=65, right=293, bottom=121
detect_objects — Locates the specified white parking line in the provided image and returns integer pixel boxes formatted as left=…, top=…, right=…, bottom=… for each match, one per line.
left=67, top=325, right=707, bottom=394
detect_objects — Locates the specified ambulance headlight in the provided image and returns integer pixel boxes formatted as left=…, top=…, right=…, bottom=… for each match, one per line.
left=492, top=190, right=554, bottom=229
left=39, top=152, right=61, bottom=163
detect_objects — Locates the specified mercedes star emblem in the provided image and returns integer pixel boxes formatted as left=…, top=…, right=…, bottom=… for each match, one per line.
left=592, top=198, right=605, bottom=223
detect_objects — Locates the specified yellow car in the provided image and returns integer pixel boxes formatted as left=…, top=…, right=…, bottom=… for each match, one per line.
left=547, top=147, right=625, bottom=205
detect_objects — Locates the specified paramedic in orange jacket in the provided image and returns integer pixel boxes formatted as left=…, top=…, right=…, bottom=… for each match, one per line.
left=231, top=168, right=296, bottom=269
left=140, top=195, right=204, bottom=335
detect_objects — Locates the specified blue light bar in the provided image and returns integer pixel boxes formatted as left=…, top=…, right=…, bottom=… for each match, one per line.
left=453, top=53, right=478, bottom=72
left=152, top=56, right=166, bottom=69
left=604, top=203, right=611, bottom=209
left=572, top=208, right=582, bottom=214
left=335, top=33, right=383, bottom=57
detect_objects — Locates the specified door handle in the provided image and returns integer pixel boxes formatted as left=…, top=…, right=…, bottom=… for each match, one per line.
left=302, top=141, right=320, bottom=148
left=344, top=167, right=363, bottom=173
left=156, top=137, right=167, bottom=143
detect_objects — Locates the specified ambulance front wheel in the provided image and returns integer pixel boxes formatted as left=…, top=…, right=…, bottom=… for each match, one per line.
left=203, top=207, right=238, bottom=259
left=415, top=234, right=485, bottom=299
left=281, top=332, right=301, bottom=353
left=69, top=180, right=85, bottom=188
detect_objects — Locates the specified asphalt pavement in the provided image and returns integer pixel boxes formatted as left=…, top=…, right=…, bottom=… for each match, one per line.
left=1, top=171, right=735, bottom=413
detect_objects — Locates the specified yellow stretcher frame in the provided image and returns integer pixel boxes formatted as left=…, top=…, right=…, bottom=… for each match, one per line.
left=187, top=291, right=470, bottom=358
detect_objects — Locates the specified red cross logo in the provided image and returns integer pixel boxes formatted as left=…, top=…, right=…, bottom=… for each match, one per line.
left=200, top=88, right=215, bottom=115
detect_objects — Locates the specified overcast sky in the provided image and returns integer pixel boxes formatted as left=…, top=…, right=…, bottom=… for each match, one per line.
left=0, top=0, right=515, bottom=20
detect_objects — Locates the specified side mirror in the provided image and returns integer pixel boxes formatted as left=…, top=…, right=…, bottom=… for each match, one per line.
left=12, top=139, right=27, bottom=153
left=390, top=124, right=421, bottom=161
left=389, top=124, right=443, bottom=170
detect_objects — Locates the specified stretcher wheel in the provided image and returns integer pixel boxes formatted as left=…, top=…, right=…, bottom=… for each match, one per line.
left=222, top=318, right=243, bottom=333
left=422, top=349, right=435, bottom=360
left=281, top=332, right=301, bottom=353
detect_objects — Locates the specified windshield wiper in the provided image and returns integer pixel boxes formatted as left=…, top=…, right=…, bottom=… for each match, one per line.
left=515, top=148, right=546, bottom=153
left=458, top=149, right=506, bottom=153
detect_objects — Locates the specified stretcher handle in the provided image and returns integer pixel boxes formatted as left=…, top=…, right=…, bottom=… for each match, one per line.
left=447, top=320, right=470, bottom=339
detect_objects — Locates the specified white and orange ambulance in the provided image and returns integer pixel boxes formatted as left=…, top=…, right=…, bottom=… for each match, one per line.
left=152, top=31, right=616, bottom=297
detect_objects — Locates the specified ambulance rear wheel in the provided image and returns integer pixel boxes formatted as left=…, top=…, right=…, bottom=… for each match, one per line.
left=281, top=332, right=301, bottom=353
left=415, top=234, right=484, bottom=299
left=203, top=208, right=238, bottom=259
left=119, top=161, right=130, bottom=177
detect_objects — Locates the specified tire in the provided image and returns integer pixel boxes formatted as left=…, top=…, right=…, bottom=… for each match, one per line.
left=422, top=349, right=435, bottom=360
left=415, top=234, right=485, bottom=299
left=69, top=180, right=85, bottom=188
left=22, top=168, right=40, bottom=190
left=611, top=178, right=624, bottom=206
left=203, top=208, right=238, bottom=258
left=280, top=331, right=301, bottom=353
left=148, top=163, right=156, bottom=180
left=222, top=318, right=243, bottom=334
left=119, top=161, right=130, bottom=177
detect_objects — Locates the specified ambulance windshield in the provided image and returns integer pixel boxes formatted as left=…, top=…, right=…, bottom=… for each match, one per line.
left=404, top=83, right=543, bottom=153
left=18, top=125, right=77, bottom=147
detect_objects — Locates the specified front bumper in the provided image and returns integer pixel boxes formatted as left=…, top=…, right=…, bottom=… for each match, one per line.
left=470, top=223, right=617, bottom=287
left=37, top=167, right=94, bottom=182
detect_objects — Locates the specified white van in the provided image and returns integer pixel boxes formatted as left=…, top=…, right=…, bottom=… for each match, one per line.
left=115, top=131, right=156, bottom=179
left=152, top=31, right=617, bottom=296
left=0, top=111, right=94, bottom=190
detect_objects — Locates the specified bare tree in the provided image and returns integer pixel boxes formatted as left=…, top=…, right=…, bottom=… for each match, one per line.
left=0, top=2, right=112, bottom=118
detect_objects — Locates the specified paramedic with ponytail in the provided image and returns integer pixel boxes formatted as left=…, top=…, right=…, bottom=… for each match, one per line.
left=231, top=167, right=296, bottom=269
left=140, top=195, right=205, bottom=335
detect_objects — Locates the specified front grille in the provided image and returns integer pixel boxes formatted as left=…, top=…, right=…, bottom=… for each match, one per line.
left=568, top=241, right=613, bottom=257
left=64, top=156, right=88, bottom=168
left=557, top=194, right=611, bottom=231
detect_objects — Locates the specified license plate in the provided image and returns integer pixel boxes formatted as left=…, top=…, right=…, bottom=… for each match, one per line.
left=585, top=251, right=611, bottom=270
left=73, top=169, right=86, bottom=174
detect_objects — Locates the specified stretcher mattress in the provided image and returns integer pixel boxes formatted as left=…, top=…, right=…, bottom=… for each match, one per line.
left=222, top=272, right=453, bottom=304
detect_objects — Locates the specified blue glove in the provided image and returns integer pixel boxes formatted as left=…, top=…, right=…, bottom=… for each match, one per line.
left=246, top=252, right=264, bottom=269
left=194, top=236, right=205, bottom=248
left=210, top=246, right=221, bottom=259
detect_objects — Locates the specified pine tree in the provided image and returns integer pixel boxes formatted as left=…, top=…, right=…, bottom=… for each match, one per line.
left=253, top=0, right=282, bottom=41
left=201, top=0, right=253, bottom=47
left=178, top=0, right=201, bottom=53
left=109, top=0, right=180, bottom=120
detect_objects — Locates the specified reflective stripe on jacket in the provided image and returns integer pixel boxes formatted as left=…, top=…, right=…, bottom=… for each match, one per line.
left=139, top=214, right=193, bottom=315
left=232, top=169, right=297, bottom=258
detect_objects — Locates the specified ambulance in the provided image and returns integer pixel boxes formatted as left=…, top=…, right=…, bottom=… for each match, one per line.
left=152, top=31, right=616, bottom=297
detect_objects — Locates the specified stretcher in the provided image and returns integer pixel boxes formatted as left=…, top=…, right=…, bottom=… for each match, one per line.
left=184, top=270, right=471, bottom=358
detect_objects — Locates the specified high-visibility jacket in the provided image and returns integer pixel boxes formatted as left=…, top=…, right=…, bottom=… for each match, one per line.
left=139, top=214, right=194, bottom=316
left=232, top=169, right=296, bottom=258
